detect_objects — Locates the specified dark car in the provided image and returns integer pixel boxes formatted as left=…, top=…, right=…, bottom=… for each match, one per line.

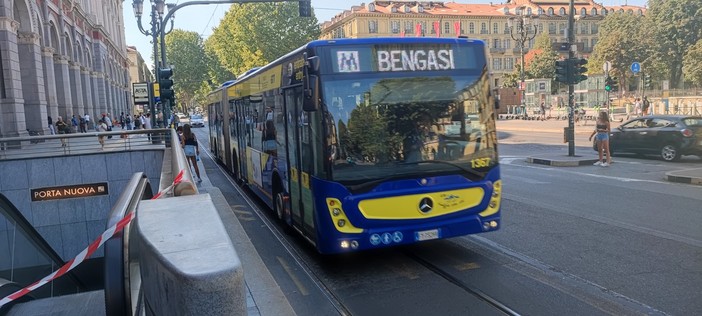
left=593, top=115, right=702, bottom=161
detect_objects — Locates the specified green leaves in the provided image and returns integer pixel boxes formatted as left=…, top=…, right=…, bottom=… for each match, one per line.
left=164, top=29, right=209, bottom=111
left=207, top=2, right=320, bottom=76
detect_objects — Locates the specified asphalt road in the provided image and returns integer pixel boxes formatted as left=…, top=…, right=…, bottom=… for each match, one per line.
left=194, top=125, right=702, bottom=316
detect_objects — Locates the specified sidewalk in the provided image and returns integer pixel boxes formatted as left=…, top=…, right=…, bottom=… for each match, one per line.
left=665, top=168, right=702, bottom=185
left=497, top=118, right=596, bottom=134
left=194, top=160, right=295, bottom=316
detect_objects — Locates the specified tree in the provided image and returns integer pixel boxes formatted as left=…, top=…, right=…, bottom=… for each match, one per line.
left=165, top=29, right=209, bottom=112
left=682, top=39, right=702, bottom=88
left=525, top=33, right=558, bottom=80
left=645, top=0, right=702, bottom=88
left=589, top=11, right=646, bottom=89
left=501, top=64, right=521, bottom=88
left=208, top=2, right=320, bottom=76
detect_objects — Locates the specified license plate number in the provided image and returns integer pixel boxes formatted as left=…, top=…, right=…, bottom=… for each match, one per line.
left=415, top=229, right=440, bottom=241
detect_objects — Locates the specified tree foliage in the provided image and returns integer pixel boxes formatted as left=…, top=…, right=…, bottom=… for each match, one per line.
left=588, top=11, right=646, bottom=87
left=682, top=39, right=702, bottom=87
left=208, top=2, right=320, bottom=76
left=526, top=33, right=558, bottom=80
left=645, top=0, right=702, bottom=88
left=165, top=29, right=209, bottom=111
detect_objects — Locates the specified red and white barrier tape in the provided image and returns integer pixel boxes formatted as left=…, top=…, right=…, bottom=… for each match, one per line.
left=0, top=170, right=188, bottom=308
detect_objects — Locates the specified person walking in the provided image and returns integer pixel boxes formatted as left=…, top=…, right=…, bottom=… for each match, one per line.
left=47, top=116, right=55, bottom=135
left=97, top=119, right=108, bottom=149
left=642, top=96, right=651, bottom=116
left=84, top=113, right=91, bottom=131
left=589, top=111, right=612, bottom=167
left=181, top=124, right=202, bottom=182
left=55, top=116, right=68, bottom=147
left=71, top=115, right=78, bottom=133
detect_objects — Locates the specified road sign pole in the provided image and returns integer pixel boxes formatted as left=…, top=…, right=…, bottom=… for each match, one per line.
left=566, top=0, right=576, bottom=156
left=148, top=81, right=155, bottom=126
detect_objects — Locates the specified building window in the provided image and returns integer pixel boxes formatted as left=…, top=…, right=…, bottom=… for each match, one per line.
left=493, top=23, right=498, bottom=34
left=369, top=20, right=378, bottom=33
left=559, top=23, right=566, bottom=35
left=506, top=57, right=514, bottom=70
left=469, top=22, right=475, bottom=34
left=504, top=39, right=511, bottom=49
left=548, top=7, right=554, bottom=16
left=420, top=21, right=427, bottom=35
left=504, top=23, right=509, bottom=34
left=591, top=38, right=597, bottom=47
left=602, top=8, right=608, bottom=15
left=559, top=8, right=566, bottom=15
left=480, top=22, right=487, bottom=34
left=591, top=8, right=598, bottom=15
left=444, top=22, right=450, bottom=34
left=538, top=23, right=543, bottom=33
left=405, top=5, right=410, bottom=13
left=492, top=58, right=502, bottom=71
left=527, top=8, right=532, bottom=15
left=548, top=22, right=556, bottom=35
left=392, top=7, right=397, bottom=13
left=580, top=22, right=588, bottom=34
left=591, top=23, right=598, bottom=34
left=538, top=8, right=544, bottom=15
left=581, top=8, right=587, bottom=16
left=368, top=3, right=375, bottom=12
left=391, top=21, right=400, bottom=34
left=405, top=21, right=413, bottom=33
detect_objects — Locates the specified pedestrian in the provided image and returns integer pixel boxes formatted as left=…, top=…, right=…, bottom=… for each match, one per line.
left=71, top=115, right=78, bottom=133
left=84, top=113, right=91, bottom=131
left=134, top=114, right=141, bottom=130
left=589, top=111, right=612, bottom=167
left=539, top=101, right=546, bottom=121
left=79, top=115, right=87, bottom=133
left=97, top=119, right=108, bottom=149
left=55, top=116, right=69, bottom=147
left=47, top=116, right=55, bottom=135
left=181, top=124, right=202, bottom=182
left=642, top=96, right=650, bottom=116
left=105, top=113, right=113, bottom=138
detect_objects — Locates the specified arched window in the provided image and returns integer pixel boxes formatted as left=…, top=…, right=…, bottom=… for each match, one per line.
left=368, top=3, right=375, bottom=11
left=480, top=22, right=487, bottom=34
left=559, top=7, right=566, bottom=15
left=547, top=8, right=554, bottom=16
left=580, top=8, right=586, bottom=16
left=591, top=8, right=598, bottom=15
left=538, top=8, right=544, bottom=15
left=602, top=8, right=608, bottom=15
left=527, top=8, right=532, bottom=15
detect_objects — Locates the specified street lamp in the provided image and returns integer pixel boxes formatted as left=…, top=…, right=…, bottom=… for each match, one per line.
left=131, top=0, right=175, bottom=127
left=509, top=8, right=539, bottom=118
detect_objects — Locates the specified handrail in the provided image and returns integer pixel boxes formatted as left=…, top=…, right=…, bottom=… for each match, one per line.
left=0, top=129, right=172, bottom=161
left=103, top=172, right=154, bottom=316
left=169, top=129, right=198, bottom=196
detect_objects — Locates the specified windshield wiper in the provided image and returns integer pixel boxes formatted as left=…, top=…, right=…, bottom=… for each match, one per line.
left=400, top=160, right=486, bottom=179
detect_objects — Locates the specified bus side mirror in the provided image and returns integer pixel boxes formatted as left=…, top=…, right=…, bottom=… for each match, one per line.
left=303, top=74, right=319, bottom=112
left=303, top=55, right=320, bottom=112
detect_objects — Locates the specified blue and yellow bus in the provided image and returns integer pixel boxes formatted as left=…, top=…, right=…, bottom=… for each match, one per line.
left=207, top=38, right=501, bottom=254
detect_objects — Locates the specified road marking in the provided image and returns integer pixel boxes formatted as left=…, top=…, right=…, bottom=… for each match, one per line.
left=501, top=162, right=671, bottom=185
left=454, top=262, right=481, bottom=271
left=276, top=256, right=310, bottom=296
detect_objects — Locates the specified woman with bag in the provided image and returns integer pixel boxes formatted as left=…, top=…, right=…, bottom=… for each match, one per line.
left=181, top=124, right=202, bottom=182
left=97, top=120, right=108, bottom=149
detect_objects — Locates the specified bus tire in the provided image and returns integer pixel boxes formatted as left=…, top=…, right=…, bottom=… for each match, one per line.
left=231, top=150, right=240, bottom=182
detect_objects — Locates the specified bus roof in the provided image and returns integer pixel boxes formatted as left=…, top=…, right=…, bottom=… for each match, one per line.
left=224, top=37, right=486, bottom=98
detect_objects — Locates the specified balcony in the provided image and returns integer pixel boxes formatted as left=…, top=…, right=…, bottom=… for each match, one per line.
left=490, top=48, right=506, bottom=54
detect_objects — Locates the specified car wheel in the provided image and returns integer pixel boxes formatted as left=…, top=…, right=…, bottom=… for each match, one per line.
left=660, top=144, right=681, bottom=161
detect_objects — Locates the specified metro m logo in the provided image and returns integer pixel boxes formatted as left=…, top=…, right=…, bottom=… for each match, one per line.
left=337, top=51, right=360, bottom=72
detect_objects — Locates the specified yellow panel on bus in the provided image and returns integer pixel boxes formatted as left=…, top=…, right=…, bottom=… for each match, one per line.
left=227, top=65, right=282, bottom=98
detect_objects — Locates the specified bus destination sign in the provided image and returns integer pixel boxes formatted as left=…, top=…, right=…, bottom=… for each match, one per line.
left=31, top=182, right=109, bottom=202
left=328, top=43, right=481, bottom=74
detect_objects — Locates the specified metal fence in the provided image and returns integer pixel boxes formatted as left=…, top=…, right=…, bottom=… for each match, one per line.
left=0, top=129, right=172, bottom=161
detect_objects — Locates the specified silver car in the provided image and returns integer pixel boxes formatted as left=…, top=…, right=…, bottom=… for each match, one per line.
left=189, top=114, right=205, bottom=127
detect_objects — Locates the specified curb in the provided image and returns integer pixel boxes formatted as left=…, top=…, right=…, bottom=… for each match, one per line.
left=665, top=171, right=702, bottom=185
left=527, top=156, right=600, bottom=167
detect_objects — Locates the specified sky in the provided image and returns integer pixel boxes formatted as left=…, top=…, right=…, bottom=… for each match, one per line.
left=123, top=0, right=648, bottom=67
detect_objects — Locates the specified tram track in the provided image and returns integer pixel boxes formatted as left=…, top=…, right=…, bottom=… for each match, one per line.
left=403, top=249, right=521, bottom=316
left=200, top=147, right=352, bottom=316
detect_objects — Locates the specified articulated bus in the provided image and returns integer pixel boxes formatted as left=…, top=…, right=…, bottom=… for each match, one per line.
left=207, top=38, right=501, bottom=254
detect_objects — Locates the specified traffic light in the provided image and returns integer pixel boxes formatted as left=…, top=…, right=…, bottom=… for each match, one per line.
left=298, top=1, right=312, bottom=17
left=604, top=76, right=612, bottom=91
left=643, top=73, right=652, bottom=88
left=158, top=67, right=174, bottom=99
left=555, top=59, right=570, bottom=84
left=570, top=58, right=588, bottom=84
left=610, top=76, right=619, bottom=92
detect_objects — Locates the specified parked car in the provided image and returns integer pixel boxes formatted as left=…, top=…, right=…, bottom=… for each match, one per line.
left=593, top=115, right=702, bottom=161
left=189, top=114, right=205, bottom=127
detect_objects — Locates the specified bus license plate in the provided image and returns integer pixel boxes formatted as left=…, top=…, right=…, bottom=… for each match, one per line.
left=415, top=229, right=440, bottom=241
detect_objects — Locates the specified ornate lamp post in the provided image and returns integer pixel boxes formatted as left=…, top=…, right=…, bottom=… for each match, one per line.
left=131, top=0, right=175, bottom=127
left=509, top=9, right=539, bottom=118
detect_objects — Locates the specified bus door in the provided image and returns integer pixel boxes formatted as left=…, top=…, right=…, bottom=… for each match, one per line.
left=234, top=99, right=250, bottom=182
left=284, top=86, right=315, bottom=237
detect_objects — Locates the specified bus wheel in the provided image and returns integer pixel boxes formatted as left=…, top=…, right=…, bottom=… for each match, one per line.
left=275, top=191, right=285, bottom=221
left=231, top=151, right=239, bottom=181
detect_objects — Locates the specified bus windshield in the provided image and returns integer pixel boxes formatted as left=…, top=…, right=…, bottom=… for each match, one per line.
left=323, top=74, right=497, bottom=187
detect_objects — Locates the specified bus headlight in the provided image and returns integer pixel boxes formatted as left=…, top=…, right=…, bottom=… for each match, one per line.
left=332, top=208, right=341, bottom=216
left=338, top=219, right=346, bottom=227
left=340, top=240, right=350, bottom=249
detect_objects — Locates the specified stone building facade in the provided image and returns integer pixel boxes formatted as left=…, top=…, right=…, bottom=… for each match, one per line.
left=0, top=0, right=130, bottom=138
left=127, top=45, right=152, bottom=114
left=320, top=0, right=645, bottom=88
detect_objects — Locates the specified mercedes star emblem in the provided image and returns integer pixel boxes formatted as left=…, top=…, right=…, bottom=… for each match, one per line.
left=419, top=197, right=433, bottom=213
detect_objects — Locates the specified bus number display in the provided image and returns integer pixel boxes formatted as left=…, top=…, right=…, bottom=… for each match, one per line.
left=470, top=158, right=491, bottom=168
